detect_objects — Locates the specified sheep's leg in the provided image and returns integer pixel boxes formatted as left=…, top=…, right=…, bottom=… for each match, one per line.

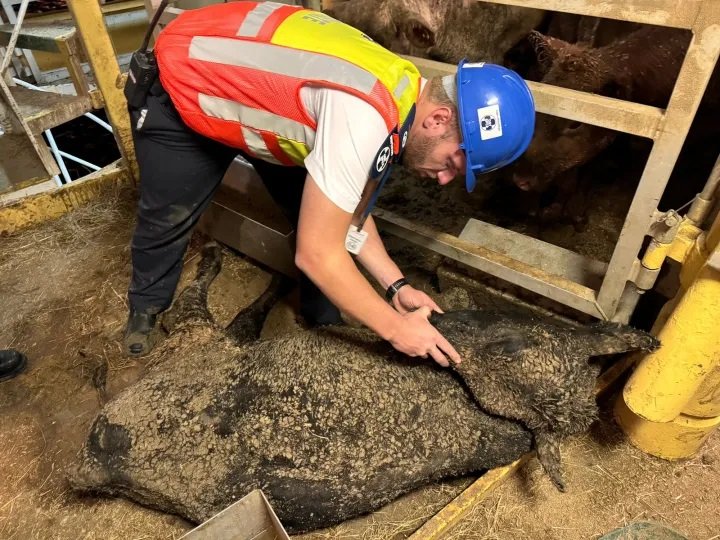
left=163, top=243, right=223, bottom=332
left=224, top=274, right=292, bottom=345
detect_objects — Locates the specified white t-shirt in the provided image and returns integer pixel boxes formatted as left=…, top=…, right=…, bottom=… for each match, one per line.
left=300, top=86, right=390, bottom=214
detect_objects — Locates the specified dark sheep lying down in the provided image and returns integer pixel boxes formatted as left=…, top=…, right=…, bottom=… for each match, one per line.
left=70, top=244, right=658, bottom=533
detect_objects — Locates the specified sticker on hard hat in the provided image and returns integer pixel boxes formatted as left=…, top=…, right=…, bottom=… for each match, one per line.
left=464, top=62, right=486, bottom=68
left=477, top=104, right=503, bottom=141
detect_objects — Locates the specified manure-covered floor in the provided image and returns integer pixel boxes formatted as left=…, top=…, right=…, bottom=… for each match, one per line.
left=0, top=182, right=718, bottom=540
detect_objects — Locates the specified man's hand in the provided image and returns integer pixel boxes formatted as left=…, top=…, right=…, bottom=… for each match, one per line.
left=392, top=285, right=443, bottom=315
left=387, top=306, right=462, bottom=367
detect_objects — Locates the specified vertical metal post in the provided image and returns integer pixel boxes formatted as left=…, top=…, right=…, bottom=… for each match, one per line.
left=67, top=0, right=138, bottom=182
left=596, top=3, right=720, bottom=315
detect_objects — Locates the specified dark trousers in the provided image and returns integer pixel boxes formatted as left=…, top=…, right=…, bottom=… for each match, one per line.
left=127, top=80, right=341, bottom=326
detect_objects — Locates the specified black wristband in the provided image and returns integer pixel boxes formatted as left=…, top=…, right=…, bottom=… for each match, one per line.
left=385, top=278, right=409, bottom=302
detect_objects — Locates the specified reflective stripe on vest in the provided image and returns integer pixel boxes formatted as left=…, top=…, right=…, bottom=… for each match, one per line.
left=237, top=1, right=286, bottom=37
left=199, top=93, right=314, bottom=165
left=155, top=2, right=421, bottom=167
left=189, top=37, right=378, bottom=95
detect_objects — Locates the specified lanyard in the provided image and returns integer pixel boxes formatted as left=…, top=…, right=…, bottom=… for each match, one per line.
left=351, top=105, right=416, bottom=232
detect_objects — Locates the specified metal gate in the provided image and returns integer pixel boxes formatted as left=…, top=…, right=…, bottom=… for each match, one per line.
left=150, top=0, right=720, bottom=325
left=375, top=0, right=720, bottom=323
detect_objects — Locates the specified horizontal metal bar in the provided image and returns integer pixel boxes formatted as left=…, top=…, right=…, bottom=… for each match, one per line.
left=460, top=218, right=607, bottom=289
left=406, top=56, right=665, bottom=138
left=529, top=81, right=664, bottom=139
left=474, top=0, right=703, bottom=30
left=374, top=209, right=605, bottom=319
left=83, top=112, right=113, bottom=132
left=58, top=150, right=101, bottom=172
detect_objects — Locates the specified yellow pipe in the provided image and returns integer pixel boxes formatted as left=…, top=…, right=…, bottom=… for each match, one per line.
left=641, top=218, right=702, bottom=272
left=667, top=219, right=703, bottom=264
left=623, top=258, right=720, bottom=422
left=685, top=365, right=720, bottom=417
left=618, top=207, right=720, bottom=459
left=641, top=237, right=673, bottom=270
left=707, top=210, right=720, bottom=259
left=615, top=397, right=720, bottom=460
left=67, top=0, right=139, bottom=182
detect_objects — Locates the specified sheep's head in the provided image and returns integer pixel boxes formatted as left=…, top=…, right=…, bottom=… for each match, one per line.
left=431, top=309, right=659, bottom=490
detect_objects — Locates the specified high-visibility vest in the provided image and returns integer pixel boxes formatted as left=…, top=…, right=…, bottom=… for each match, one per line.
left=155, top=1, right=421, bottom=167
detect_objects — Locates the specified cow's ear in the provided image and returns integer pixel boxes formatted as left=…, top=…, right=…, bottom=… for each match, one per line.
left=528, top=30, right=569, bottom=73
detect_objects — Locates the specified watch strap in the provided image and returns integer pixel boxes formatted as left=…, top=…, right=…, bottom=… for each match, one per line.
left=385, top=278, right=409, bottom=302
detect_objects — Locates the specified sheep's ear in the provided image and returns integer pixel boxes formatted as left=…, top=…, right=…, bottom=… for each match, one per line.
left=583, top=322, right=659, bottom=357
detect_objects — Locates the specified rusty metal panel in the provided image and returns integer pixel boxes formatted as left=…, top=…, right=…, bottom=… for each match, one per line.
left=0, top=160, right=130, bottom=233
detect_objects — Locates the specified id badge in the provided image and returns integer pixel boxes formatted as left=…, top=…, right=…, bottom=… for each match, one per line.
left=345, top=225, right=368, bottom=255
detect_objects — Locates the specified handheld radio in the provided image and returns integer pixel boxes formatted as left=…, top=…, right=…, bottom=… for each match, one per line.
left=124, top=0, right=170, bottom=109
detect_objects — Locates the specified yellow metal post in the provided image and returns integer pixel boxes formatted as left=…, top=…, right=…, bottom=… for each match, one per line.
left=616, top=211, right=720, bottom=459
left=67, top=0, right=138, bottom=182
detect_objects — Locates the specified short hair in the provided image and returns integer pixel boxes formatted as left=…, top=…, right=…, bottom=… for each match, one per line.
left=427, top=76, right=460, bottom=138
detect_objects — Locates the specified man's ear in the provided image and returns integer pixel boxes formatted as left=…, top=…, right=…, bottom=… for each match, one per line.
left=422, top=106, right=453, bottom=134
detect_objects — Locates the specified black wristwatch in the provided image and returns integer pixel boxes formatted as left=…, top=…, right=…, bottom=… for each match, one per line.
left=385, top=278, right=410, bottom=302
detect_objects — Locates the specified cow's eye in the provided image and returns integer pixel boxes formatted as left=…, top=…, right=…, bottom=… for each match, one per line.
left=404, top=19, right=435, bottom=48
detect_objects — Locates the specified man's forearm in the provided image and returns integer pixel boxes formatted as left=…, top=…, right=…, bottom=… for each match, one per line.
left=355, top=216, right=404, bottom=289
left=297, top=247, right=403, bottom=340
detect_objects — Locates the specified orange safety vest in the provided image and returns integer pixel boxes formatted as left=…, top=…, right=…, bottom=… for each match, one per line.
left=155, top=1, right=421, bottom=168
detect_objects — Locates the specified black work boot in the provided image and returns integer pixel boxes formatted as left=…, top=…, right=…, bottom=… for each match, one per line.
left=124, top=309, right=159, bottom=357
left=0, top=350, right=27, bottom=382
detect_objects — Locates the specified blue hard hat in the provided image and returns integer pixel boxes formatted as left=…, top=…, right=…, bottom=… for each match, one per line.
left=456, top=60, right=535, bottom=192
